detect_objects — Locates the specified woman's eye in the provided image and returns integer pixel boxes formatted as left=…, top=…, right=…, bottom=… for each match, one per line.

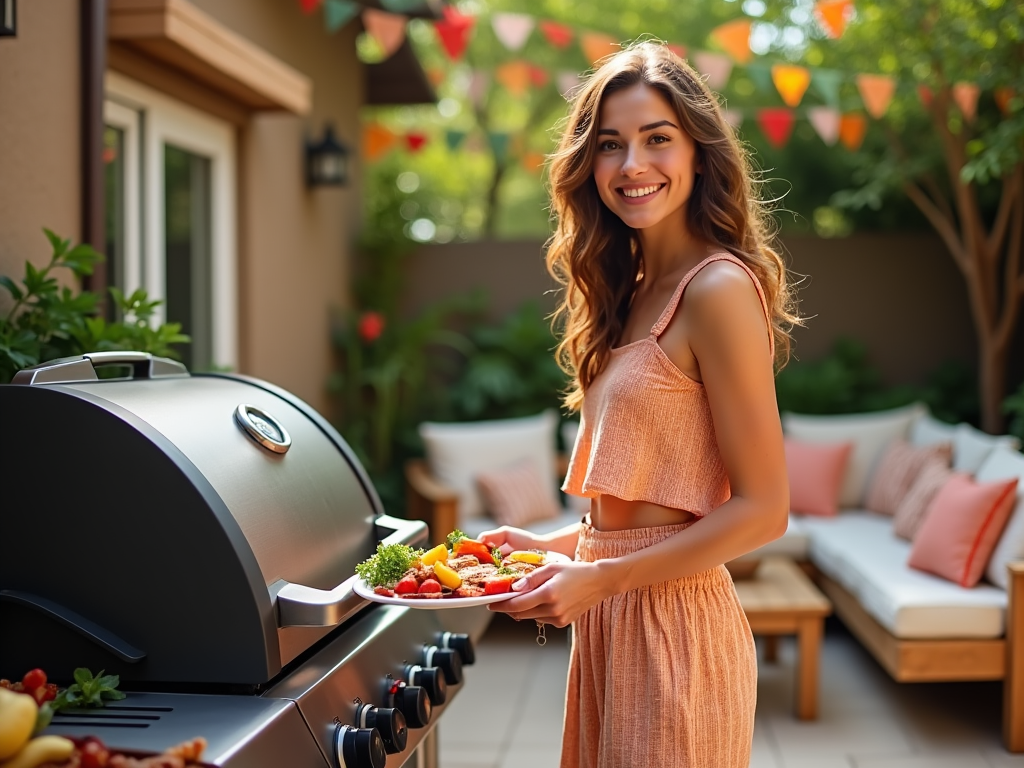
left=599, top=140, right=620, bottom=151
left=650, top=134, right=669, bottom=144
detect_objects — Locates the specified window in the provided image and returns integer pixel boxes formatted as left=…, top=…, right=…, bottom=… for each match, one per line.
left=103, top=72, right=237, bottom=371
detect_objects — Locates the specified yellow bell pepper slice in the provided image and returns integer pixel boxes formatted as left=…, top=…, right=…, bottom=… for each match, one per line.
left=433, top=561, right=462, bottom=589
left=509, top=550, right=546, bottom=565
left=420, top=544, right=449, bottom=566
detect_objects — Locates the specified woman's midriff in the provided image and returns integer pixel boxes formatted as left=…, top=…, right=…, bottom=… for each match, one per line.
left=589, top=493, right=697, bottom=531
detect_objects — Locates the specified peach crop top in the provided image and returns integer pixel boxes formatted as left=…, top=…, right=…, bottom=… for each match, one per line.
left=562, top=253, right=775, bottom=516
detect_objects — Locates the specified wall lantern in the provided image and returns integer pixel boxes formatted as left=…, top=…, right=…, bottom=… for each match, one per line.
left=1, top=0, right=16, bottom=37
left=306, top=124, right=350, bottom=188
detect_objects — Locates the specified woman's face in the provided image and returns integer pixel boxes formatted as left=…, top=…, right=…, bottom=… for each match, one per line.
left=592, top=83, right=701, bottom=233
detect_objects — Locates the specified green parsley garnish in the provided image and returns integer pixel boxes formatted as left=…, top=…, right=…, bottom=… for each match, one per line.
left=355, top=543, right=423, bottom=588
left=497, top=565, right=517, bottom=576
left=445, top=528, right=467, bottom=551
left=491, top=547, right=503, bottom=567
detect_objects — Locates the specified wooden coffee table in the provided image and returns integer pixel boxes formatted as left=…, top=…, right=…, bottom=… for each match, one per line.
left=733, top=556, right=833, bottom=720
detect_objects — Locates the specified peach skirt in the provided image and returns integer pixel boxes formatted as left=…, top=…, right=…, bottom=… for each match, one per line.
left=560, top=519, right=757, bottom=768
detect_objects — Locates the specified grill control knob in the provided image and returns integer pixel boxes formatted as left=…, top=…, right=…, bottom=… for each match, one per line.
left=357, top=704, right=407, bottom=754
left=441, top=631, right=475, bottom=665
left=334, top=725, right=386, bottom=768
left=424, top=645, right=463, bottom=686
left=407, top=665, right=447, bottom=705
left=392, top=681, right=431, bottom=728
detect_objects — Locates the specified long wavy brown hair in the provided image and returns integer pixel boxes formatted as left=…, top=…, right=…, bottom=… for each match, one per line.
left=546, top=41, right=800, bottom=412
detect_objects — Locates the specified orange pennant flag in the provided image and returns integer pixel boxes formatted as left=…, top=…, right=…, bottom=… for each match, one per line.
left=667, top=43, right=686, bottom=59
left=427, top=67, right=446, bottom=87
left=771, top=64, right=811, bottom=108
left=814, top=0, right=852, bottom=39
left=363, top=123, right=397, bottom=160
left=363, top=9, right=407, bottom=59
left=496, top=61, right=532, bottom=97
left=839, top=113, right=867, bottom=151
left=580, top=31, right=618, bottom=66
left=522, top=151, right=546, bottom=174
left=918, top=84, right=933, bottom=109
left=856, top=73, right=896, bottom=119
left=952, top=82, right=980, bottom=123
left=710, top=19, right=753, bottom=65
left=995, top=87, right=1016, bottom=117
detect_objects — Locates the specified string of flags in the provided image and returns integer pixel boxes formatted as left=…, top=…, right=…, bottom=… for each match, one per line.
left=293, top=0, right=1017, bottom=161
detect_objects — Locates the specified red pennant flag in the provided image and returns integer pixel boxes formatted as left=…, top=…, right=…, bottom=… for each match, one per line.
left=528, top=65, right=549, bottom=88
left=839, top=113, right=867, bottom=151
left=539, top=20, right=573, bottom=49
left=405, top=133, right=427, bottom=152
left=995, top=87, right=1015, bottom=117
left=434, top=6, right=475, bottom=61
left=757, top=108, right=795, bottom=149
left=918, top=85, right=933, bottom=109
left=299, top=0, right=321, bottom=12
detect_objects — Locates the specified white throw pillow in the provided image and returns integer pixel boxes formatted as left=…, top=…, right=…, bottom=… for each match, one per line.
left=909, top=412, right=957, bottom=448
left=953, top=422, right=1022, bottom=474
left=977, top=446, right=1024, bottom=590
left=419, top=410, right=559, bottom=522
left=781, top=403, right=925, bottom=508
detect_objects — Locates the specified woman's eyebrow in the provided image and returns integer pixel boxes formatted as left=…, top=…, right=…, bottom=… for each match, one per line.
left=596, top=120, right=679, bottom=136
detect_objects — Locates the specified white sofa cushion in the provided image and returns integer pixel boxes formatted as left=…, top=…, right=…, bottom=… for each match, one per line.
left=952, top=422, right=1022, bottom=473
left=909, top=412, right=957, bottom=448
left=977, top=447, right=1024, bottom=590
left=803, top=512, right=1006, bottom=639
left=782, top=403, right=925, bottom=508
left=420, top=410, right=559, bottom=522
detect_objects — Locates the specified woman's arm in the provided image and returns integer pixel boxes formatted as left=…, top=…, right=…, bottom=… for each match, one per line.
left=495, top=262, right=789, bottom=625
left=478, top=521, right=582, bottom=560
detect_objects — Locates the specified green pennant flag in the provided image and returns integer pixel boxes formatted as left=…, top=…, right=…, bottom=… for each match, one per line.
left=744, top=63, right=775, bottom=98
left=381, top=0, right=424, bottom=12
left=445, top=130, right=467, bottom=152
left=488, top=132, right=510, bottom=162
left=324, top=0, right=359, bottom=33
left=811, top=69, right=843, bottom=109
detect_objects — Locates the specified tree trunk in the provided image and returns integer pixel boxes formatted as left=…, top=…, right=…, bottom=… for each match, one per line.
left=980, top=338, right=1011, bottom=434
left=483, top=161, right=507, bottom=239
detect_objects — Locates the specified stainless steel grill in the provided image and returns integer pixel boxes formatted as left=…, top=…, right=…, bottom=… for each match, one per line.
left=0, top=351, right=481, bottom=768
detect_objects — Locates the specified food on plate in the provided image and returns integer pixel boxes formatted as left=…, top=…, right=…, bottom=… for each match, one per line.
left=355, top=529, right=550, bottom=600
left=1, top=734, right=74, bottom=768
left=0, top=687, right=38, bottom=760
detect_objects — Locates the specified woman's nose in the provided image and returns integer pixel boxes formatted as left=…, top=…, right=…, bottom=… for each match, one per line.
left=620, top=145, right=647, bottom=176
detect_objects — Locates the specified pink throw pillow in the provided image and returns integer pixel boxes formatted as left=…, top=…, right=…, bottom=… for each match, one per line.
left=785, top=438, right=853, bottom=516
left=908, top=473, right=1019, bottom=587
left=864, top=438, right=952, bottom=515
left=892, top=457, right=954, bottom=540
left=477, top=459, right=561, bottom=528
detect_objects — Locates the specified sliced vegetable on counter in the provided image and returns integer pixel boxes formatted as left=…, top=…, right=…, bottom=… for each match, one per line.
left=0, top=687, right=37, bottom=761
left=1, top=735, right=75, bottom=768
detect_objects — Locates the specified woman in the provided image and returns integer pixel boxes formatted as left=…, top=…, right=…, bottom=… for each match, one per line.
left=480, top=41, right=798, bottom=768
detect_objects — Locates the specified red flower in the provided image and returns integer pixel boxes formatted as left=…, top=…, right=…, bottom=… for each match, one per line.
left=358, top=311, right=385, bottom=343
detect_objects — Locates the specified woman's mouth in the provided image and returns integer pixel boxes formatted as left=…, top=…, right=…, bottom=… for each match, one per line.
left=617, top=183, right=665, bottom=204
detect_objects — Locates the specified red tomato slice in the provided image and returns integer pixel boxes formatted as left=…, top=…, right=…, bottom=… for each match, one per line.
left=21, top=668, right=46, bottom=691
left=418, top=579, right=442, bottom=594
left=454, top=539, right=495, bottom=563
left=395, top=576, right=419, bottom=595
left=483, top=577, right=515, bottom=595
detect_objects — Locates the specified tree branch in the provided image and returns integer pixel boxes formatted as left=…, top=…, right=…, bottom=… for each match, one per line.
left=881, top=123, right=955, bottom=224
left=987, top=165, right=1024, bottom=262
left=996, top=178, right=1024, bottom=349
left=901, top=179, right=968, bottom=271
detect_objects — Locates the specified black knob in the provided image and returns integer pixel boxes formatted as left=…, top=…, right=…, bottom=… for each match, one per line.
left=358, top=705, right=407, bottom=754
left=441, top=632, right=475, bottom=665
left=393, top=682, right=431, bottom=728
left=408, top=665, right=447, bottom=705
left=335, top=725, right=386, bottom=768
left=425, top=646, right=463, bottom=686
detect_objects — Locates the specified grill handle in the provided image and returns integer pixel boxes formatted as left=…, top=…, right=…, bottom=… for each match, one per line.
left=274, top=514, right=429, bottom=628
left=12, top=351, right=189, bottom=385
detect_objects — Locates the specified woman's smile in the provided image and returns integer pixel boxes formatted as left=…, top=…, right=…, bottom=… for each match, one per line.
left=618, top=182, right=667, bottom=204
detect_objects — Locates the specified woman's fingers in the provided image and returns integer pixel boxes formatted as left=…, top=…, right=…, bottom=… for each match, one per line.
left=511, top=563, right=561, bottom=592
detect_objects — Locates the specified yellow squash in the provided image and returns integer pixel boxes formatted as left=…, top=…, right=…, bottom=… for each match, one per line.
left=432, top=561, right=462, bottom=589
left=509, top=550, right=546, bottom=565
left=0, top=735, right=74, bottom=768
left=420, top=544, right=449, bottom=566
left=0, top=688, right=36, bottom=761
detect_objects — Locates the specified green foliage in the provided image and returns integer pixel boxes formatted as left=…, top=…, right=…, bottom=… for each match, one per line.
left=0, top=229, right=189, bottom=383
left=354, top=542, right=424, bottom=588
left=53, top=668, right=126, bottom=710
left=1004, top=380, right=1024, bottom=446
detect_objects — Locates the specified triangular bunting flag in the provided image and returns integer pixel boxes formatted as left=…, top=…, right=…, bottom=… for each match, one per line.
left=427, top=68, right=446, bottom=87
left=324, top=0, right=358, bottom=33
left=363, top=9, right=406, bottom=59
left=667, top=43, right=687, bottom=59
left=496, top=61, right=532, bottom=98
left=298, top=0, right=321, bottom=14
left=808, top=106, right=841, bottom=145
left=469, top=70, right=490, bottom=107
left=952, top=82, right=980, bottom=122
left=522, top=151, right=546, bottom=174
left=488, top=132, right=510, bottom=163
left=814, top=0, right=853, bottom=39
left=839, top=113, right=867, bottom=150
left=722, top=109, right=744, bottom=130
left=918, top=84, right=934, bottom=109
left=363, top=123, right=397, bottom=161
left=580, top=31, right=618, bottom=66
left=772, top=64, right=811, bottom=107
left=757, top=108, right=795, bottom=149
left=539, top=20, right=574, bottom=49
left=380, top=0, right=423, bottom=12
left=995, top=87, right=1016, bottom=116
left=856, top=73, right=896, bottom=119
left=445, top=130, right=467, bottom=152
left=557, top=71, right=582, bottom=100
left=710, top=19, right=753, bottom=65
left=492, top=12, right=534, bottom=51
left=693, top=51, right=734, bottom=90
left=435, top=6, right=475, bottom=61
left=528, top=65, right=549, bottom=88
left=405, top=133, right=427, bottom=152
left=810, top=69, right=843, bottom=108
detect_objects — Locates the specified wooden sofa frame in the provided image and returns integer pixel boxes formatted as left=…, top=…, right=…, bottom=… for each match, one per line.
left=404, top=458, right=1024, bottom=752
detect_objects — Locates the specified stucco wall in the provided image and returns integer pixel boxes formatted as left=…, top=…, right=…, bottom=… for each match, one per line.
left=0, top=1, right=81, bottom=295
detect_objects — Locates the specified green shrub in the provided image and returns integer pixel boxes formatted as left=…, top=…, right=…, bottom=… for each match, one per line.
left=1004, top=380, right=1024, bottom=446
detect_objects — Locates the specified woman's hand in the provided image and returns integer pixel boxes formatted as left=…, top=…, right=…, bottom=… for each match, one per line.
left=488, top=560, right=614, bottom=628
left=477, top=525, right=545, bottom=557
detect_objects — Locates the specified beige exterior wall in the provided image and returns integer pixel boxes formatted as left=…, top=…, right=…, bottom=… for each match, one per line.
left=0, top=1, right=81, bottom=290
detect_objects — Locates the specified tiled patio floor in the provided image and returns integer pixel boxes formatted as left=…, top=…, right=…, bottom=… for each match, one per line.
left=438, top=614, right=1023, bottom=768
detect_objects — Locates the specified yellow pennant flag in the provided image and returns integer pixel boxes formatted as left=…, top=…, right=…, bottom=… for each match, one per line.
left=771, top=64, right=811, bottom=107
left=814, top=0, right=852, bottom=39
left=952, top=82, right=980, bottom=123
left=363, top=123, right=397, bottom=161
left=710, top=19, right=753, bottom=65
left=496, top=61, right=532, bottom=98
left=839, top=113, right=867, bottom=151
left=580, top=31, right=618, bottom=66
left=856, top=73, right=896, bottom=119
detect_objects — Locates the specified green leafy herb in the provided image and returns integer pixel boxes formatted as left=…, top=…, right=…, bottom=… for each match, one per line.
left=497, top=566, right=517, bottom=576
left=33, top=702, right=54, bottom=736
left=52, top=668, right=126, bottom=711
left=355, top=543, right=422, bottom=587
left=445, top=529, right=467, bottom=551
left=491, top=547, right=503, bottom=567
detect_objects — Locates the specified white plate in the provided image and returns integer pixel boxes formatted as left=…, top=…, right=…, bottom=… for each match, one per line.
left=353, top=551, right=571, bottom=610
